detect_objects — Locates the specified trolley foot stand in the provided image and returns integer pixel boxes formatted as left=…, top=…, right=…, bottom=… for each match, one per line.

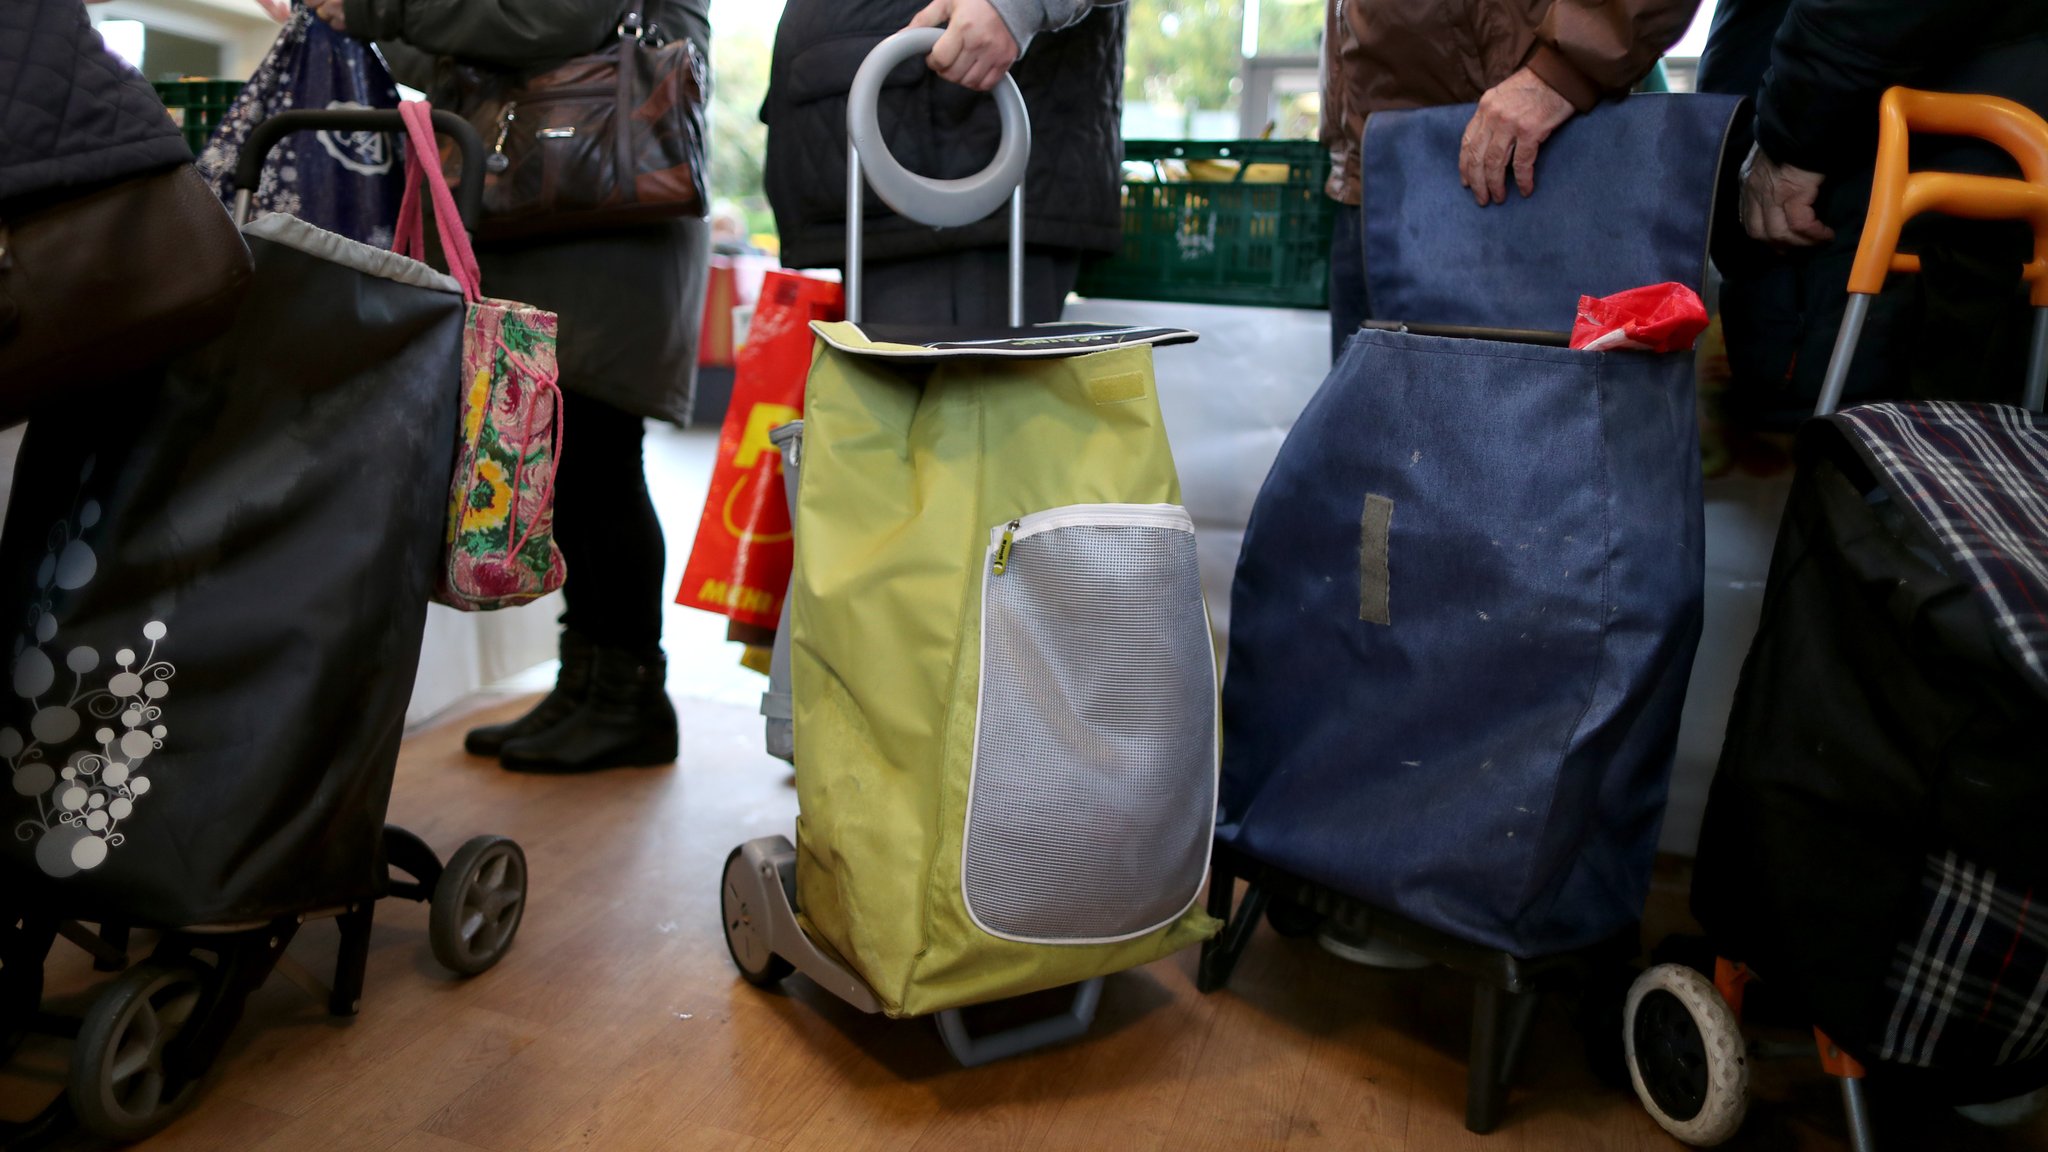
left=1199, top=841, right=1630, bottom=1135
left=722, top=835, right=1103, bottom=1067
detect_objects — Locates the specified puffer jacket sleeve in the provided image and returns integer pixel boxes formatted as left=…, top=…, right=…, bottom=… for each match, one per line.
left=987, top=0, right=1122, bottom=56
left=1525, top=0, right=1701, bottom=112
left=1753, top=0, right=2038, bottom=174
left=340, top=0, right=621, bottom=69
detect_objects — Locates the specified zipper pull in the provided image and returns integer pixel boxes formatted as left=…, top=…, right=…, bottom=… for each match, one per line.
left=991, top=520, right=1020, bottom=575
left=487, top=102, right=517, bottom=174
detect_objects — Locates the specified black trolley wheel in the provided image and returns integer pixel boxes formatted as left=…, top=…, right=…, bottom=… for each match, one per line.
left=68, top=962, right=209, bottom=1141
left=430, top=835, right=528, bottom=977
left=1263, top=897, right=1322, bottom=939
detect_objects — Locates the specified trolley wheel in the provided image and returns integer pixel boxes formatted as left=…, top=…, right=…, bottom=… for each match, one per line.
left=1624, top=963, right=1749, bottom=1146
left=1, top=916, right=46, bottom=1064
left=1956, top=1087, right=2048, bottom=1128
left=430, top=835, right=528, bottom=977
left=722, top=846, right=793, bottom=987
left=1264, top=897, right=1322, bottom=939
left=68, top=962, right=208, bottom=1141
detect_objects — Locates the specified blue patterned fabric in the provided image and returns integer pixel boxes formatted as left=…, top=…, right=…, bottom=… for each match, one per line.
left=197, top=5, right=402, bottom=246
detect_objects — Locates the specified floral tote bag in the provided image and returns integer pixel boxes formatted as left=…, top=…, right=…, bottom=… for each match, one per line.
left=393, top=101, right=566, bottom=610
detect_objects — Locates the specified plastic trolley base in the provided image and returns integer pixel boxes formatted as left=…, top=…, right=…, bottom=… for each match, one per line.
left=720, top=835, right=1102, bottom=1067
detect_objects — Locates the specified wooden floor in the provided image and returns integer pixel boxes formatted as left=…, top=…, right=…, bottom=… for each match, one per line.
left=4, top=693, right=2044, bottom=1152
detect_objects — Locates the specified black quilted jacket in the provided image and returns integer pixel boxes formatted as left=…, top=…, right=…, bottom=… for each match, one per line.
left=760, top=0, right=1126, bottom=269
left=1700, top=0, right=2048, bottom=176
left=0, top=0, right=191, bottom=209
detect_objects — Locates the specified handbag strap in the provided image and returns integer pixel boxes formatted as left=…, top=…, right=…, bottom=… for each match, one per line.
left=394, top=100, right=482, bottom=302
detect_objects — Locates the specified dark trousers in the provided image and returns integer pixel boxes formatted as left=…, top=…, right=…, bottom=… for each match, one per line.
left=860, top=246, right=1081, bottom=325
left=554, top=390, right=666, bottom=658
left=1328, top=203, right=1369, bottom=362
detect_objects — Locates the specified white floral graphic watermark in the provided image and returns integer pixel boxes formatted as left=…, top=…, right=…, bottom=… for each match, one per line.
left=6, top=461, right=175, bottom=878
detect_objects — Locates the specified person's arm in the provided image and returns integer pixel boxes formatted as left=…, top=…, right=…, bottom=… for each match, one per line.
left=1526, top=0, right=1702, bottom=113
left=909, top=0, right=1120, bottom=92
left=1739, top=0, right=2019, bottom=247
left=1458, top=0, right=1699, bottom=206
left=988, top=0, right=1116, bottom=46
left=323, top=0, right=622, bottom=70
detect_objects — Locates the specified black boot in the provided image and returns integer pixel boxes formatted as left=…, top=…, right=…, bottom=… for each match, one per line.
left=498, top=647, right=678, bottom=773
left=464, top=630, right=596, bottom=756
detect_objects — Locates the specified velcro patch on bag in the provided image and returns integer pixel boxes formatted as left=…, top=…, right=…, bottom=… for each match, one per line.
left=1359, top=494, right=1393, bottom=625
left=1087, top=372, right=1149, bottom=406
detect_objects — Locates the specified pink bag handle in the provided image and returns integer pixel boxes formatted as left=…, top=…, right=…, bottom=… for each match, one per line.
left=395, top=100, right=482, bottom=301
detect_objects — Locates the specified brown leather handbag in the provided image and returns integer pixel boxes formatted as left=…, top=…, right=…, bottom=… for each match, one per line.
left=445, top=11, right=709, bottom=241
left=0, top=163, right=252, bottom=427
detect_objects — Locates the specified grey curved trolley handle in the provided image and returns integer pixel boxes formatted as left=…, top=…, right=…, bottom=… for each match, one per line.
left=844, top=27, right=1034, bottom=325
left=230, top=108, right=485, bottom=232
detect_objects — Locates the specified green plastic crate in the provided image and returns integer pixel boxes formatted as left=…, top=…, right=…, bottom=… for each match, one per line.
left=1075, top=139, right=1335, bottom=310
left=153, top=79, right=245, bottom=157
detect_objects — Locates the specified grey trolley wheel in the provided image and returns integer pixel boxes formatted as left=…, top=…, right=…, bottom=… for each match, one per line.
left=1624, top=963, right=1749, bottom=1146
left=68, top=962, right=208, bottom=1141
left=1957, top=1087, right=2048, bottom=1128
left=430, top=835, right=528, bottom=976
left=722, top=846, right=794, bottom=987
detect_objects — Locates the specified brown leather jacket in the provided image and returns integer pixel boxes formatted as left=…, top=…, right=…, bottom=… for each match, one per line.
left=1321, top=0, right=1698, bottom=204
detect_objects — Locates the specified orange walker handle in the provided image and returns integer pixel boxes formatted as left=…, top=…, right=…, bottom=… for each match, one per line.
left=1849, top=88, right=2048, bottom=306
left=1819, top=88, right=2048, bottom=416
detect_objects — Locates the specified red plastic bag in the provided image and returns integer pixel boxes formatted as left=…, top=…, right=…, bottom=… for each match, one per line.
left=1569, top=282, right=1710, bottom=353
left=676, top=270, right=843, bottom=628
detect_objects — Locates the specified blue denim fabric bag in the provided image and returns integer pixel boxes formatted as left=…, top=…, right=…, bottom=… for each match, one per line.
left=1217, top=95, right=1740, bottom=957
left=1360, top=94, right=1744, bottom=330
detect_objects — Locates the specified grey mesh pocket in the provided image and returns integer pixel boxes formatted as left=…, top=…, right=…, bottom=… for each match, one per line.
left=964, top=503, right=1217, bottom=944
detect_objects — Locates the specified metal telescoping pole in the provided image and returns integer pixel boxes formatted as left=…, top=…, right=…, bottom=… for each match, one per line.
left=1008, top=185, right=1025, bottom=328
left=1839, top=1077, right=1877, bottom=1152
left=1815, top=293, right=1875, bottom=417
left=846, top=148, right=865, bottom=325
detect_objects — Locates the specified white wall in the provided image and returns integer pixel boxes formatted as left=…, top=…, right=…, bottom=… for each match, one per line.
left=406, top=597, right=564, bottom=727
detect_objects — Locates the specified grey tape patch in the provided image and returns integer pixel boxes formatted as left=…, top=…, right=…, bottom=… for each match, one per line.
left=1359, top=494, right=1393, bottom=625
